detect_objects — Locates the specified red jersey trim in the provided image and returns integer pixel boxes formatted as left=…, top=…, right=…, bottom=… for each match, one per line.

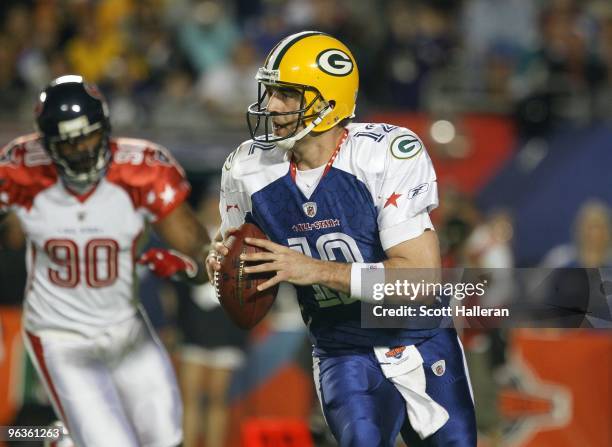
left=0, top=135, right=58, bottom=210
left=63, top=182, right=99, bottom=204
left=25, top=332, right=70, bottom=429
left=289, top=128, right=348, bottom=181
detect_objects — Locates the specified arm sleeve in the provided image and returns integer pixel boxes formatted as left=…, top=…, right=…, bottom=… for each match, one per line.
left=0, top=144, right=13, bottom=214
left=0, top=179, right=10, bottom=215
left=219, top=150, right=249, bottom=236
left=144, top=162, right=191, bottom=222
left=375, top=132, right=438, bottom=250
left=0, top=145, right=18, bottom=214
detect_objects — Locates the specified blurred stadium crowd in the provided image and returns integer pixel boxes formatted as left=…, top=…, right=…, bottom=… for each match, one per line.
left=1, top=1, right=611, bottom=447
left=1, top=0, right=612, bottom=132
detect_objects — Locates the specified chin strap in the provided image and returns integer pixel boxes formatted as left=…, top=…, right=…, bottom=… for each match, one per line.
left=276, top=105, right=333, bottom=151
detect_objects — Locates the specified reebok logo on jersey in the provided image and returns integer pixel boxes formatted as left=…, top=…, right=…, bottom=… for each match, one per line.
left=408, top=183, right=430, bottom=199
left=390, top=135, right=422, bottom=159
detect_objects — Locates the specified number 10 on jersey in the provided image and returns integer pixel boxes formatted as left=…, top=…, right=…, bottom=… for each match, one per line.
left=288, top=234, right=360, bottom=308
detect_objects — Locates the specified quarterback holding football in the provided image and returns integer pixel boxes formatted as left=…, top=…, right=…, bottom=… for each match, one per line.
left=208, top=32, right=477, bottom=446
left=0, top=75, right=210, bottom=446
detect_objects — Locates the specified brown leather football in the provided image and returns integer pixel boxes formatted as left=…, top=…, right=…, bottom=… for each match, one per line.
left=215, top=223, right=278, bottom=329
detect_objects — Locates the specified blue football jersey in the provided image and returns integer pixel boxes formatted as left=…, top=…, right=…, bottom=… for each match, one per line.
left=220, top=123, right=440, bottom=349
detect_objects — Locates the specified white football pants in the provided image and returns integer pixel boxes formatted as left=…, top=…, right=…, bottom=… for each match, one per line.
left=24, top=312, right=182, bottom=447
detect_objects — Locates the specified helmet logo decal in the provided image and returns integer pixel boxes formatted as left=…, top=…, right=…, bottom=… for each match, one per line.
left=316, top=49, right=353, bottom=77
left=84, top=82, right=104, bottom=100
left=34, top=100, right=44, bottom=118
left=390, top=135, right=423, bottom=159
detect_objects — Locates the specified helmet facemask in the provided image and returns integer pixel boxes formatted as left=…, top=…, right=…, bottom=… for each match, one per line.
left=246, top=69, right=333, bottom=150
left=45, top=122, right=111, bottom=193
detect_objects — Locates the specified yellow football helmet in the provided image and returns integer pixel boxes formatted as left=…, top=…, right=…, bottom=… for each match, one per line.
left=247, top=31, right=359, bottom=148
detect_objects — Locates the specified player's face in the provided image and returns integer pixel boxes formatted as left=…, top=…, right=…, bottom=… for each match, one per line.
left=265, top=86, right=304, bottom=137
left=55, top=129, right=104, bottom=174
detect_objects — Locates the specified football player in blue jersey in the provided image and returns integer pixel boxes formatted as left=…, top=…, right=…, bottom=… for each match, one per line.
left=207, top=31, right=477, bottom=446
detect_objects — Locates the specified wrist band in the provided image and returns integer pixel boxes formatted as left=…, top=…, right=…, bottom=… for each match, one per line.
left=350, top=262, right=385, bottom=303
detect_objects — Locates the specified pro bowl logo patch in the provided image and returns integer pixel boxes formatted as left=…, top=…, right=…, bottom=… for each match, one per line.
left=316, top=49, right=353, bottom=77
left=390, top=135, right=422, bottom=159
left=432, top=360, right=446, bottom=376
left=385, top=346, right=406, bottom=360
left=302, top=202, right=317, bottom=218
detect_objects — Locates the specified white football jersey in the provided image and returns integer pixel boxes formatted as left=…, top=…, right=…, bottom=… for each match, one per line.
left=220, top=122, right=438, bottom=250
left=0, top=134, right=190, bottom=336
left=219, top=122, right=440, bottom=348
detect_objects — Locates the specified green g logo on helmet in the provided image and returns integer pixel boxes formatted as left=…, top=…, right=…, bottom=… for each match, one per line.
left=316, top=49, right=354, bottom=76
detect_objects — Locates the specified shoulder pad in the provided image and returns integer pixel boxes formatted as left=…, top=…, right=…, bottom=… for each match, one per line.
left=0, top=134, right=57, bottom=210
left=223, top=140, right=253, bottom=172
left=107, top=138, right=190, bottom=220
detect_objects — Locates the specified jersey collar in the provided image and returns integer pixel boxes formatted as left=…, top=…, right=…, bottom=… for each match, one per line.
left=289, top=128, right=348, bottom=182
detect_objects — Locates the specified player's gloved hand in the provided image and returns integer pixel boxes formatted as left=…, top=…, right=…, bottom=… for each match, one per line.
left=138, top=248, right=198, bottom=279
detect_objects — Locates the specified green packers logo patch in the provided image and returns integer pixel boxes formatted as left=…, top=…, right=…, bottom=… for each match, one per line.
left=316, top=49, right=353, bottom=76
left=390, top=135, right=422, bottom=159
left=224, top=149, right=237, bottom=171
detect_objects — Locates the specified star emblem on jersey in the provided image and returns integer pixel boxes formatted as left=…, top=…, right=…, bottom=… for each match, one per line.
left=159, top=185, right=176, bottom=206
left=432, top=360, right=446, bottom=376
left=302, top=202, right=317, bottom=218
left=384, top=192, right=402, bottom=208
left=77, top=211, right=86, bottom=221
left=390, top=135, right=422, bottom=159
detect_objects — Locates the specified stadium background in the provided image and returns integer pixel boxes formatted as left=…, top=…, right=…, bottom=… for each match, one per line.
left=0, top=0, right=610, bottom=446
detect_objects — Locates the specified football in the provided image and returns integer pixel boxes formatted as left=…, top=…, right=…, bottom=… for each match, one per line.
left=215, top=223, right=278, bottom=329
